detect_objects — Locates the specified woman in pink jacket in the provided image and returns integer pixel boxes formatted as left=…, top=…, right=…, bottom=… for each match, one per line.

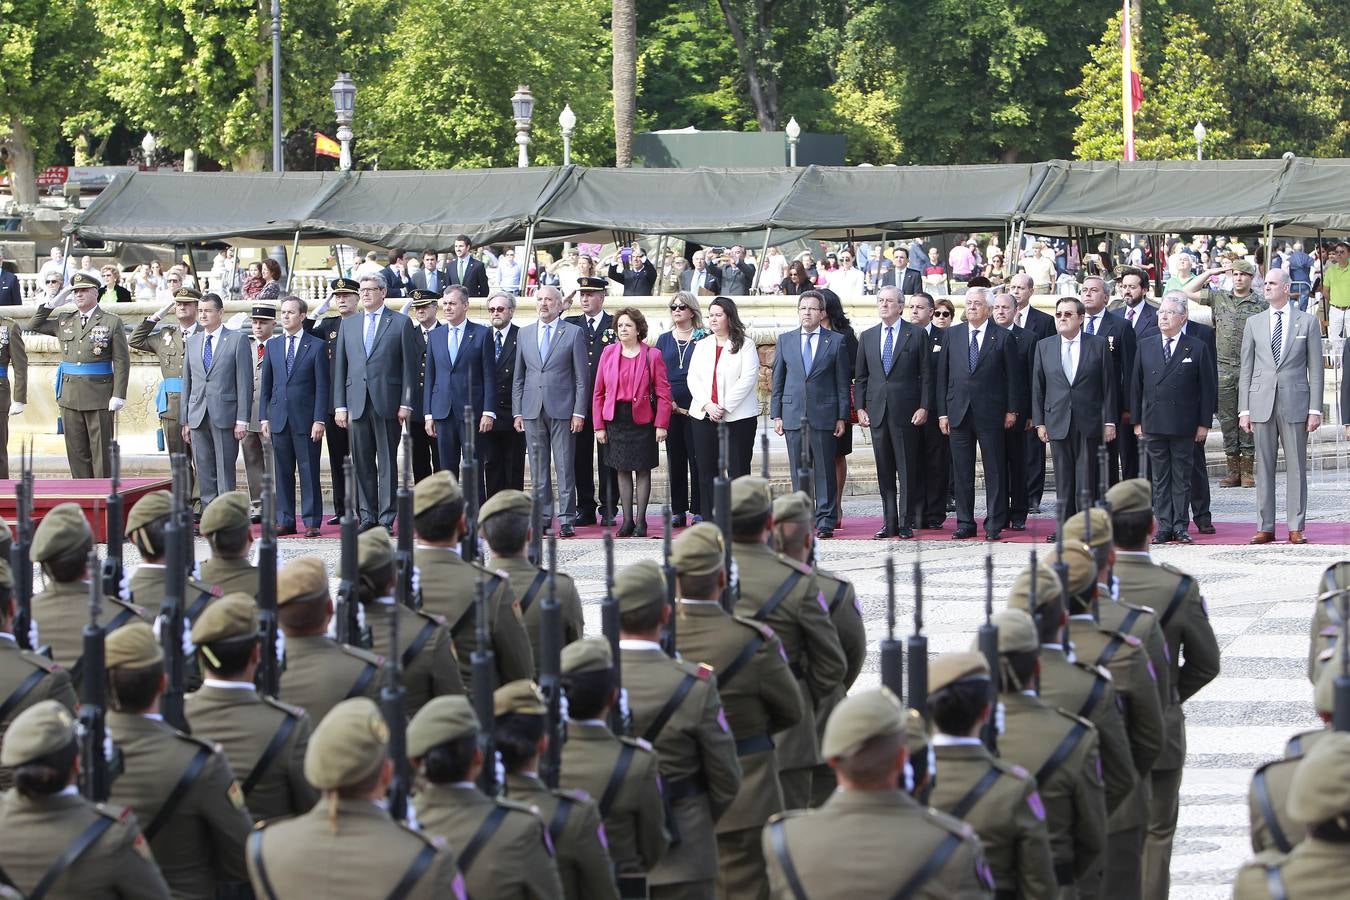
left=593, top=307, right=673, bottom=536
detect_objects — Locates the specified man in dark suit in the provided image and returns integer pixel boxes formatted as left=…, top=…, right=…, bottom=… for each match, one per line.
left=877, top=248, right=922, bottom=295
left=1009, top=273, right=1055, bottom=512
left=854, top=286, right=930, bottom=539
left=424, top=284, right=496, bottom=485
left=1032, top=297, right=1119, bottom=534
left=307, top=280, right=359, bottom=524
left=1110, top=268, right=1159, bottom=335
left=770, top=289, right=851, bottom=537
left=261, top=296, right=330, bottom=536
left=679, top=250, right=721, bottom=295
left=564, top=277, right=618, bottom=526
left=0, top=250, right=19, bottom=305
left=935, top=288, right=1020, bottom=540
left=1130, top=295, right=1216, bottom=544
left=1082, top=275, right=1139, bottom=482
left=412, top=250, right=445, bottom=293
left=380, top=249, right=408, bottom=298
left=606, top=247, right=658, bottom=296
left=991, top=292, right=1034, bottom=529
left=444, top=234, right=490, bottom=298
left=481, top=291, right=526, bottom=496
left=333, top=273, right=421, bottom=529
left=406, top=289, right=442, bottom=481
left=904, top=292, right=950, bottom=528
left=717, top=245, right=756, bottom=295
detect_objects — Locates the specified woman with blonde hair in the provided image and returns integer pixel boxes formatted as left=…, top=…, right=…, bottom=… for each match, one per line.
left=655, top=291, right=707, bottom=526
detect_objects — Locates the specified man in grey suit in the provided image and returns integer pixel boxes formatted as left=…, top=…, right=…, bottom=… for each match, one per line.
left=182, top=293, right=254, bottom=509
left=1239, top=268, right=1324, bottom=544
left=770, top=289, right=850, bottom=537
left=333, top=273, right=421, bottom=529
left=512, top=285, right=589, bottom=538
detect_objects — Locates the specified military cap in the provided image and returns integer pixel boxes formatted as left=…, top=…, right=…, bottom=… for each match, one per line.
left=494, top=680, right=547, bottom=717
left=671, top=522, right=724, bottom=576
left=304, top=697, right=390, bottom=790
left=126, top=490, right=173, bottom=534
left=1, top=700, right=77, bottom=767
left=357, top=526, right=394, bottom=573
left=1288, top=732, right=1350, bottom=824
left=561, top=637, right=612, bottom=675
left=407, top=695, right=479, bottom=757
left=990, top=609, right=1039, bottom=654
left=478, top=489, right=531, bottom=528
left=1050, top=541, right=1097, bottom=595
left=407, top=289, right=441, bottom=306
left=1320, top=562, right=1350, bottom=599
left=1007, top=564, right=1063, bottom=613
left=413, top=471, right=463, bottom=517
left=105, top=622, right=164, bottom=670
left=905, top=708, right=930, bottom=756
left=614, top=559, right=667, bottom=614
left=190, top=593, right=258, bottom=646
left=928, top=651, right=990, bottom=695
left=1063, top=508, right=1112, bottom=547
left=1105, top=478, right=1151, bottom=515
left=250, top=304, right=277, bottom=320
left=69, top=272, right=101, bottom=291
left=200, top=491, right=252, bottom=536
left=771, top=491, right=812, bottom=527
left=821, top=687, right=905, bottom=759
left=172, top=286, right=202, bottom=302
left=577, top=276, right=608, bottom=292
left=278, top=556, right=330, bottom=606
left=1229, top=258, right=1257, bottom=276
left=31, top=503, right=92, bottom=562
left=330, top=277, right=361, bottom=295
left=729, top=476, right=772, bottom=521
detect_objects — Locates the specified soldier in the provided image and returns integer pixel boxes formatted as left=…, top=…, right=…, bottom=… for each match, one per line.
left=129, top=286, right=200, bottom=500
left=927, top=651, right=1056, bottom=898
left=763, top=688, right=994, bottom=898
left=247, top=696, right=466, bottom=899
left=0, top=700, right=171, bottom=899
left=29, top=503, right=147, bottom=676
left=407, top=694, right=564, bottom=899
left=494, top=679, right=619, bottom=900
left=672, top=522, right=802, bottom=900
left=1233, top=734, right=1350, bottom=898
left=356, top=526, right=464, bottom=713
left=407, top=288, right=441, bottom=482
left=729, top=476, right=846, bottom=811
left=412, top=471, right=534, bottom=687
left=308, top=279, right=360, bottom=525
left=768, top=492, right=866, bottom=806
left=1306, top=562, right=1348, bottom=680
left=988, top=608, right=1107, bottom=896
left=243, top=302, right=277, bottom=521
left=479, top=489, right=585, bottom=666
left=104, top=622, right=253, bottom=898
left=198, top=491, right=260, bottom=595
left=0, top=302, right=27, bottom=479
left=124, top=490, right=220, bottom=618
left=558, top=637, right=669, bottom=886
left=275, top=556, right=385, bottom=726
left=29, top=272, right=130, bottom=478
left=186, top=593, right=318, bottom=823
left=619, top=559, right=741, bottom=900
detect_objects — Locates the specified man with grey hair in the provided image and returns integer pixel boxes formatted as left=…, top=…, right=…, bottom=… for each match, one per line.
left=1009, top=272, right=1055, bottom=512
left=482, top=291, right=526, bottom=495
left=1082, top=275, right=1139, bottom=481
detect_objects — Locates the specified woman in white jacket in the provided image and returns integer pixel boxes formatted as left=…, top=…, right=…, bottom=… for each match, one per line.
left=687, top=296, right=761, bottom=520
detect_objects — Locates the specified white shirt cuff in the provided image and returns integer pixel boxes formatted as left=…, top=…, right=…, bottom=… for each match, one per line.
left=1239, top=410, right=1249, bottom=417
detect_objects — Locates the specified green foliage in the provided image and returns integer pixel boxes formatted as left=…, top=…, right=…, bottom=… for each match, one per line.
left=0, top=0, right=94, bottom=164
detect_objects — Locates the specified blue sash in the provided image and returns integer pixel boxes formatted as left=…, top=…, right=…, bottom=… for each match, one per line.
left=156, top=376, right=184, bottom=415
left=54, top=361, right=114, bottom=400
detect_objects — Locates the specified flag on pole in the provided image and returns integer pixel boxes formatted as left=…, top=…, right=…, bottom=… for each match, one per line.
left=315, top=133, right=341, bottom=159
left=1121, top=1, right=1142, bottom=161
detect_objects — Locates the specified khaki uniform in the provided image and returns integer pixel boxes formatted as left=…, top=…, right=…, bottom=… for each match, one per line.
left=0, top=791, right=171, bottom=899
left=414, top=546, right=534, bottom=688
left=1247, top=727, right=1330, bottom=855
left=1191, top=287, right=1267, bottom=459
left=184, top=684, right=317, bottom=823
left=278, top=634, right=386, bottom=727
left=129, top=316, right=194, bottom=460
left=415, top=782, right=564, bottom=899
left=0, top=315, right=27, bottom=479
left=808, top=568, right=866, bottom=806
left=675, top=600, right=803, bottom=900
left=764, top=789, right=993, bottom=898
left=363, top=601, right=464, bottom=715
left=249, top=798, right=464, bottom=899
left=489, top=554, right=586, bottom=667
left=1037, top=647, right=1136, bottom=816
left=200, top=557, right=260, bottom=598
left=107, top=711, right=253, bottom=900
left=503, top=772, right=619, bottom=900
left=622, top=643, right=741, bottom=899
left=30, top=303, right=130, bottom=478
left=731, top=540, right=846, bottom=810
left=127, top=565, right=221, bottom=620
left=1233, top=842, right=1350, bottom=898
left=31, top=580, right=148, bottom=687
left=0, top=636, right=78, bottom=790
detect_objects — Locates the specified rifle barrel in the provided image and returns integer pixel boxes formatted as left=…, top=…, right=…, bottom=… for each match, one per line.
left=539, top=531, right=563, bottom=788
left=601, top=530, right=624, bottom=734
left=661, top=507, right=677, bottom=656
left=472, top=563, right=498, bottom=794
left=880, top=551, right=903, bottom=701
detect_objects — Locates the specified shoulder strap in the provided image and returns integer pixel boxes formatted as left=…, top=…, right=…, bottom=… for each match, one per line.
left=0, top=668, right=50, bottom=723
left=828, top=580, right=849, bottom=615
left=25, top=814, right=117, bottom=900
left=186, top=588, right=217, bottom=623
left=248, top=831, right=280, bottom=900
left=1077, top=674, right=1108, bottom=719
left=752, top=571, right=805, bottom=623
left=547, top=796, right=575, bottom=846
left=142, top=746, right=212, bottom=841
left=403, top=620, right=438, bottom=671
left=385, top=844, right=438, bottom=900
left=1253, top=767, right=1294, bottom=854
left=716, top=634, right=765, bottom=692
left=1158, top=575, right=1194, bottom=630
left=518, top=570, right=549, bottom=614
left=345, top=662, right=379, bottom=700
left=1264, top=863, right=1289, bottom=900
left=1094, top=634, right=1128, bottom=668
left=1118, top=607, right=1143, bottom=635
left=69, top=606, right=141, bottom=685
left=457, top=805, right=510, bottom=875
left=949, top=766, right=1002, bottom=821
left=641, top=673, right=699, bottom=745
left=598, top=744, right=637, bottom=817
left=767, top=819, right=810, bottom=900
left=241, top=714, right=300, bottom=797
left=891, top=832, right=964, bottom=900
left=1034, top=722, right=1088, bottom=788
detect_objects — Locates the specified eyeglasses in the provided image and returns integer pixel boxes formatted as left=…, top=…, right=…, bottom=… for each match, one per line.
left=45, top=279, right=61, bottom=285
left=487, top=306, right=509, bottom=313
left=1054, top=311, right=1079, bottom=319
left=933, top=311, right=953, bottom=318
left=669, top=303, right=689, bottom=311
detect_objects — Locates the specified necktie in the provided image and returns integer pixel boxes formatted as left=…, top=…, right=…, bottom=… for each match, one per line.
left=1163, top=336, right=1173, bottom=363
left=1271, top=310, right=1283, bottom=365
left=80, top=314, right=89, bottom=329
left=495, top=330, right=504, bottom=361
left=364, top=312, right=377, bottom=356
left=969, top=327, right=980, bottom=372
left=428, top=270, right=437, bottom=292
left=1061, top=339, right=1074, bottom=382
left=586, top=317, right=596, bottom=341
left=286, top=335, right=296, bottom=376
left=540, top=322, right=551, bottom=358
left=802, top=331, right=815, bottom=372
left=1086, top=315, right=1096, bottom=335
left=459, top=259, right=466, bottom=282
left=449, top=326, right=460, bottom=365
left=1126, top=306, right=1136, bottom=325
left=203, top=333, right=214, bottom=371
left=882, top=325, right=894, bottom=374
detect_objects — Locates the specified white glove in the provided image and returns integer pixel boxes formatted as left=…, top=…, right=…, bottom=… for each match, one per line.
left=108, top=397, right=125, bottom=413
left=154, top=301, right=175, bottom=320
left=312, top=295, right=333, bottom=318
left=8, top=402, right=22, bottom=417
left=927, top=746, right=937, bottom=784
left=494, top=751, right=506, bottom=787
left=119, top=569, right=131, bottom=602
left=903, top=760, right=915, bottom=793
left=411, top=565, right=422, bottom=598
left=274, top=630, right=286, bottom=662
left=618, top=687, right=631, bottom=724
left=994, top=701, right=1006, bottom=736
left=558, top=690, right=570, bottom=723
left=28, top=619, right=39, bottom=651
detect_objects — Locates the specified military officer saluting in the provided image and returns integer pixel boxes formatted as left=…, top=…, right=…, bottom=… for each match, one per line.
left=407, top=694, right=564, bottom=899
left=307, top=279, right=359, bottom=525
left=764, top=688, right=994, bottom=898
left=0, top=302, right=27, bottom=479
left=247, top=696, right=467, bottom=899
left=129, top=286, right=200, bottom=474
left=198, top=492, right=260, bottom=595
left=29, top=271, right=130, bottom=478
left=185, top=593, right=318, bottom=823
left=125, top=490, right=220, bottom=619
left=0, top=700, right=171, bottom=899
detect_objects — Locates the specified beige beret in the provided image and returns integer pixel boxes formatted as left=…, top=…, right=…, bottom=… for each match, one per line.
left=729, top=476, right=772, bottom=521
left=105, top=622, right=164, bottom=670
left=407, top=695, right=479, bottom=757
left=1105, top=478, right=1151, bottom=515
left=478, top=490, right=532, bottom=528
left=413, top=471, right=463, bottom=517
left=614, top=559, right=667, bottom=614
left=1289, top=732, right=1350, bottom=824
left=928, top=651, right=990, bottom=695
left=990, top=608, right=1039, bottom=654
left=1049, top=541, right=1097, bottom=596
left=671, top=523, right=724, bottom=577
left=190, top=593, right=258, bottom=646
left=357, top=526, right=394, bottom=573
left=1007, top=565, right=1064, bottom=614
left=31, top=503, right=92, bottom=562
left=1062, top=508, right=1112, bottom=548
left=126, top=490, right=173, bottom=535
left=278, top=556, right=329, bottom=606
left=561, top=637, right=612, bottom=675
left=0, top=700, right=77, bottom=767
left=821, top=687, right=906, bottom=759
left=304, top=697, right=390, bottom=789
left=771, top=491, right=812, bottom=527
left=200, top=491, right=251, bottom=536
left=494, top=680, right=547, bottom=717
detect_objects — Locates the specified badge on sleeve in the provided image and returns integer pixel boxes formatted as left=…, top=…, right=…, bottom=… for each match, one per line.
left=227, top=780, right=246, bottom=809
left=1027, top=791, right=1047, bottom=821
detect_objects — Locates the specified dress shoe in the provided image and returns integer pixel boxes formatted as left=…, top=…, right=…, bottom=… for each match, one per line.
left=617, top=521, right=635, bottom=538
left=985, top=530, right=1003, bottom=541
left=817, top=527, right=834, bottom=539
left=1248, top=531, right=1275, bottom=545
left=1289, top=531, right=1308, bottom=545
left=1152, top=531, right=1174, bottom=545
left=1044, top=532, right=1057, bottom=544
left=1195, top=522, right=1216, bottom=535
left=873, top=528, right=894, bottom=540
left=304, top=527, right=321, bottom=538
left=560, top=524, right=576, bottom=538
left=1030, top=503, right=1043, bottom=514
left=946, top=499, right=957, bottom=513
left=923, top=520, right=945, bottom=530
left=358, top=520, right=379, bottom=534
left=690, top=514, right=704, bottom=524
left=277, top=524, right=298, bottom=536
left=952, top=526, right=977, bottom=540
left=326, top=515, right=342, bottom=526
left=575, top=514, right=598, bottom=527
left=898, top=527, right=914, bottom=539
left=672, top=514, right=687, bottom=528
left=1173, top=531, right=1193, bottom=544
left=251, top=512, right=262, bottom=525
left=1008, top=522, right=1026, bottom=531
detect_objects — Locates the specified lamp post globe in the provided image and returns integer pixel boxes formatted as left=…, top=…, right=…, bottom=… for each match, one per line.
left=512, top=84, right=535, bottom=168
left=1193, top=120, right=1206, bottom=160
left=141, top=132, right=157, bottom=168
left=785, top=116, right=801, bottom=167
left=559, top=103, right=576, bottom=166
left=331, top=72, right=357, bottom=171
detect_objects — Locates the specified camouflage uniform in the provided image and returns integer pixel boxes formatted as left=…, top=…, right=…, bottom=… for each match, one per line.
left=1191, top=288, right=1267, bottom=460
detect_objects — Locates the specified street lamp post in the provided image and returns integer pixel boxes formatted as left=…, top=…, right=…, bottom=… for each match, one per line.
left=512, top=85, right=535, bottom=168
left=271, top=0, right=282, bottom=171
left=559, top=104, right=576, bottom=166
left=1194, top=120, right=1206, bottom=161
left=141, top=132, right=157, bottom=169
left=785, top=116, right=801, bottom=166
left=331, top=73, right=356, bottom=171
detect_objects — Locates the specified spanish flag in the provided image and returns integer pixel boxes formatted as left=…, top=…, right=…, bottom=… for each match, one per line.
left=1121, top=1, right=1142, bottom=161
left=315, top=133, right=341, bottom=159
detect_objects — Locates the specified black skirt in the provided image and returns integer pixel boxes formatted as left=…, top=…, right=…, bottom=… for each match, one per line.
left=604, top=402, right=659, bottom=471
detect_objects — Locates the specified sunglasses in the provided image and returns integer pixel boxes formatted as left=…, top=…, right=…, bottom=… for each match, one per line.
left=1055, top=311, right=1079, bottom=319
left=45, top=279, right=61, bottom=285
left=669, top=303, right=689, bottom=311
left=933, top=311, right=953, bottom=318
left=487, top=306, right=509, bottom=313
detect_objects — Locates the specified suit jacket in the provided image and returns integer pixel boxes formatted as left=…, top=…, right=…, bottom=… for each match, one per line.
left=424, top=319, right=496, bottom=421
left=1032, top=332, right=1118, bottom=440
left=1020, top=306, right=1056, bottom=342
left=717, top=261, right=756, bottom=296
left=182, top=326, right=253, bottom=429
left=444, top=256, right=490, bottom=297
left=607, top=261, right=658, bottom=296
left=411, top=268, right=446, bottom=293
left=1130, top=332, right=1216, bottom=437
left=564, top=311, right=615, bottom=395
left=488, top=324, right=520, bottom=430
left=332, top=305, right=420, bottom=420
left=680, top=268, right=721, bottom=295
left=1238, top=306, right=1324, bottom=424
left=1109, top=300, right=1159, bottom=335
left=261, top=329, right=330, bottom=434
left=1084, top=310, right=1136, bottom=420
left=934, top=322, right=1019, bottom=430
left=854, top=319, right=930, bottom=425
left=592, top=343, right=673, bottom=428
left=0, top=269, right=19, bottom=306
left=769, top=327, right=850, bottom=429
left=512, top=318, right=590, bottom=420
left=379, top=265, right=407, bottom=298
left=1004, top=324, right=1036, bottom=419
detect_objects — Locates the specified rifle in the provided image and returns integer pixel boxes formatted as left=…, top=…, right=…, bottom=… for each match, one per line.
left=601, top=530, right=625, bottom=734
left=714, top=420, right=734, bottom=612
left=159, top=456, right=190, bottom=732
left=1054, top=497, right=1071, bottom=649
left=1336, top=583, right=1350, bottom=732
left=908, top=541, right=928, bottom=719
left=660, top=506, right=677, bottom=657
left=538, top=531, right=563, bottom=788
left=382, top=562, right=411, bottom=821
left=78, top=548, right=119, bottom=801
left=528, top=437, right=545, bottom=566
left=460, top=403, right=480, bottom=562
left=977, top=551, right=998, bottom=753
left=10, top=441, right=33, bottom=651
left=879, top=550, right=903, bottom=702
left=472, top=561, right=498, bottom=795
left=101, top=441, right=124, bottom=600
left=1096, top=444, right=1111, bottom=509
left=256, top=464, right=280, bottom=697
left=797, top=414, right=815, bottom=565
left=335, top=457, right=362, bottom=645
left=397, top=427, right=416, bottom=608
left=760, top=419, right=770, bottom=480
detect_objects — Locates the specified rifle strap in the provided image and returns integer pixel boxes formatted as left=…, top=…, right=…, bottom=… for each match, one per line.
left=1118, top=607, right=1142, bottom=635
left=752, top=571, right=804, bottom=624
left=345, top=664, right=379, bottom=701
left=1034, top=723, right=1088, bottom=788
left=767, top=819, right=810, bottom=900
left=186, top=588, right=216, bottom=623
left=0, top=668, right=50, bottom=723
left=1158, top=575, right=1193, bottom=630
left=891, top=833, right=963, bottom=900
left=241, top=714, right=299, bottom=797
left=949, top=766, right=1002, bottom=821
left=518, top=570, right=549, bottom=614
left=829, top=581, right=849, bottom=615
left=598, top=745, right=636, bottom=818
left=548, top=796, right=575, bottom=847
left=717, top=636, right=765, bottom=692
left=403, top=621, right=438, bottom=670
left=448, top=573, right=502, bottom=638
left=70, top=607, right=140, bottom=687
left=1078, top=674, right=1108, bottom=719
left=1094, top=634, right=1127, bottom=668
left=385, top=844, right=438, bottom=900
left=457, top=805, right=509, bottom=875
left=248, top=831, right=280, bottom=900
left=642, top=673, right=698, bottom=745
left=143, top=746, right=211, bottom=842
left=1253, top=767, right=1294, bottom=854
left=25, top=814, right=116, bottom=900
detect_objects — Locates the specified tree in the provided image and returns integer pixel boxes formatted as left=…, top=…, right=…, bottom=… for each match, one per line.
left=614, top=0, right=637, bottom=165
